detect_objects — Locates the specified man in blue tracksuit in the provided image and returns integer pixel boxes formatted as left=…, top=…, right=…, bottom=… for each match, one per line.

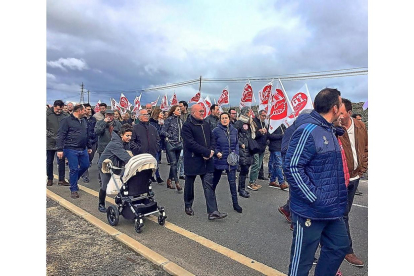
left=284, top=88, right=348, bottom=276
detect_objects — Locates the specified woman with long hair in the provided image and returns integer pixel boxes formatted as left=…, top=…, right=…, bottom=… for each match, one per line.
left=113, top=109, right=122, bottom=122
left=121, top=111, right=133, bottom=125
left=212, top=112, right=242, bottom=213
left=160, top=105, right=183, bottom=192
left=149, top=108, right=165, bottom=184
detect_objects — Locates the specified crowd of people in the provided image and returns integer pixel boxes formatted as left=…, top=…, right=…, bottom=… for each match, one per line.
left=46, top=87, right=368, bottom=276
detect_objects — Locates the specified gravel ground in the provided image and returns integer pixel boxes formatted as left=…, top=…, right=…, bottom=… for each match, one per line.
left=46, top=197, right=169, bottom=276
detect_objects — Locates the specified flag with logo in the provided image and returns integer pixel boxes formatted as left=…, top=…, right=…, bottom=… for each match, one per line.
left=110, top=98, right=123, bottom=113
left=160, top=94, right=169, bottom=111
left=239, top=82, right=253, bottom=109
left=217, top=86, right=230, bottom=106
left=267, top=79, right=294, bottom=134
left=119, top=93, right=132, bottom=109
left=196, top=96, right=209, bottom=119
left=258, top=81, right=273, bottom=114
left=150, top=95, right=160, bottom=107
left=94, top=100, right=101, bottom=113
left=204, top=96, right=212, bottom=116
left=170, top=92, right=178, bottom=106
left=284, top=83, right=314, bottom=127
left=189, top=91, right=201, bottom=103
left=132, top=93, right=142, bottom=115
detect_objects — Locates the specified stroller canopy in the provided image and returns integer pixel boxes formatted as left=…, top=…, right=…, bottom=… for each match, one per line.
left=122, top=153, right=157, bottom=183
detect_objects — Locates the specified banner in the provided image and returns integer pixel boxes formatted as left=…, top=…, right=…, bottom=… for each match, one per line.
left=284, top=84, right=314, bottom=127
left=196, top=96, right=209, bottom=119
left=150, top=95, right=160, bottom=107
left=119, top=93, right=131, bottom=109
left=132, top=94, right=142, bottom=115
left=258, top=81, right=273, bottom=114
left=170, top=92, right=178, bottom=106
left=94, top=100, right=101, bottom=113
left=268, top=79, right=294, bottom=134
left=189, top=91, right=201, bottom=103
left=240, top=82, right=253, bottom=109
left=110, top=98, right=123, bottom=113
left=160, top=94, right=169, bottom=111
left=217, top=86, right=229, bottom=106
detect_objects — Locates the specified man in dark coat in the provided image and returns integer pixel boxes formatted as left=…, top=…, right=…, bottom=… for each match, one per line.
left=80, top=103, right=97, bottom=183
left=46, top=100, right=69, bottom=186
left=182, top=104, right=227, bottom=220
left=130, top=109, right=160, bottom=158
left=57, top=104, right=92, bottom=199
left=204, top=104, right=220, bottom=130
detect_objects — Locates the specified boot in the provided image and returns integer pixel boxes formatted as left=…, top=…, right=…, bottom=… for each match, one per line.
left=238, top=175, right=250, bottom=198
left=98, top=189, right=107, bottom=213
left=167, top=179, right=175, bottom=189
left=47, top=179, right=53, bottom=186
left=175, top=181, right=182, bottom=193
left=233, top=203, right=243, bottom=213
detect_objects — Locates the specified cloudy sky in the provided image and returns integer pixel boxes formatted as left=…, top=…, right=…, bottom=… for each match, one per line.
left=46, top=0, right=368, bottom=106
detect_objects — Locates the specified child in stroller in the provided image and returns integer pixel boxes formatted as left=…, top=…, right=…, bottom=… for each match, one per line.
left=102, top=153, right=167, bottom=233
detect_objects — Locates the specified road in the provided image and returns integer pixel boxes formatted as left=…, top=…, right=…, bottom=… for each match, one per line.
left=47, top=152, right=368, bottom=276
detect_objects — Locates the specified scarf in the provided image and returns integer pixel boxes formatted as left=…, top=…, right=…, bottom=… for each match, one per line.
left=238, top=114, right=256, bottom=139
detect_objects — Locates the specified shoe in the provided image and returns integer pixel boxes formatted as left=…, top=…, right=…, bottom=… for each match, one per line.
left=47, top=179, right=53, bottom=186
left=233, top=204, right=243, bottom=213
left=345, top=253, right=364, bottom=267
left=156, top=177, right=164, bottom=184
left=185, top=207, right=194, bottom=216
left=98, top=203, right=106, bottom=213
left=254, top=183, right=262, bottom=189
left=58, top=180, right=70, bottom=186
left=179, top=175, right=185, bottom=180
left=175, top=182, right=183, bottom=193
left=82, top=176, right=89, bottom=183
left=269, top=181, right=279, bottom=188
left=258, top=176, right=269, bottom=180
left=208, top=211, right=227, bottom=220
left=279, top=183, right=289, bottom=190
left=167, top=179, right=175, bottom=189
left=355, top=189, right=363, bottom=196
left=150, top=176, right=157, bottom=183
left=247, top=184, right=259, bottom=191
left=278, top=206, right=292, bottom=223
left=239, top=190, right=250, bottom=198
left=335, top=269, right=343, bottom=276
left=313, top=257, right=318, bottom=265
left=71, top=191, right=79, bottom=199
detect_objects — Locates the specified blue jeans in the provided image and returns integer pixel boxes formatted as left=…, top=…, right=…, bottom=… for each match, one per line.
left=289, top=213, right=349, bottom=276
left=269, top=151, right=285, bottom=184
left=63, top=149, right=90, bottom=192
left=178, top=150, right=185, bottom=177
left=155, top=151, right=161, bottom=179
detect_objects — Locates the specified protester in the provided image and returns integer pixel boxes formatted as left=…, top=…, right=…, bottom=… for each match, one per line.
left=63, top=104, right=68, bottom=114
left=228, top=108, right=237, bottom=125
left=233, top=106, right=255, bottom=198
left=179, top=100, right=189, bottom=122
left=160, top=105, right=183, bottom=192
left=93, top=103, right=107, bottom=121
left=97, top=124, right=133, bottom=212
left=121, top=112, right=133, bottom=125
left=351, top=113, right=363, bottom=121
left=95, top=109, right=122, bottom=187
left=80, top=103, right=98, bottom=183
left=149, top=108, right=165, bottom=184
left=67, top=102, right=74, bottom=114
left=284, top=88, right=348, bottom=276
left=46, top=100, right=69, bottom=186
left=338, top=98, right=368, bottom=267
left=57, top=104, right=92, bottom=199
left=267, top=124, right=288, bottom=189
left=212, top=112, right=242, bottom=213
left=204, top=104, right=220, bottom=130
left=130, top=109, right=160, bottom=158
left=113, top=109, right=122, bottom=122
left=182, top=104, right=227, bottom=220
left=145, top=103, right=153, bottom=117
left=130, top=112, right=136, bottom=125
left=178, top=100, right=189, bottom=180
left=248, top=109, right=268, bottom=190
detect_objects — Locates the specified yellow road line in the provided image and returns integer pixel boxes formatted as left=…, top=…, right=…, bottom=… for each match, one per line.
left=53, top=174, right=286, bottom=276
left=47, top=188, right=194, bottom=276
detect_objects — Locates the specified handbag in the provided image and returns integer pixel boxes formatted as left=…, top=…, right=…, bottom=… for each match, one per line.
left=221, top=127, right=239, bottom=166
left=247, top=136, right=260, bottom=155
left=166, top=139, right=183, bottom=151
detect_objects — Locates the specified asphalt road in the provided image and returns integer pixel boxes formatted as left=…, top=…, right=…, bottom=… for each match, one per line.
left=47, top=152, right=368, bottom=276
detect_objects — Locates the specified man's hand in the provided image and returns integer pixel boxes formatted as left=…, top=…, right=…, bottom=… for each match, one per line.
left=57, top=152, right=64, bottom=159
left=104, top=117, right=111, bottom=123
left=217, top=152, right=222, bottom=159
left=209, top=150, right=214, bottom=158
left=87, top=149, right=92, bottom=154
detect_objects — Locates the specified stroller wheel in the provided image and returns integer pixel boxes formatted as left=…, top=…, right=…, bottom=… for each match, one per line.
left=158, top=215, right=166, bottom=226
left=107, top=205, right=119, bottom=226
left=134, top=219, right=143, bottom=233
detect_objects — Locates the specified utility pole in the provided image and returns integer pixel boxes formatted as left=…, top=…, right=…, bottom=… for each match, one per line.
left=87, top=90, right=90, bottom=104
left=199, top=76, right=202, bottom=92
left=80, top=82, right=85, bottom=103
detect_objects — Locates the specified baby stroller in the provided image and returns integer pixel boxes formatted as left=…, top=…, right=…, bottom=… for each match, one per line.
left=102, top=153, right=167, bottom=233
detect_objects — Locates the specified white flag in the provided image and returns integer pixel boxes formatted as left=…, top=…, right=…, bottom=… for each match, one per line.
left=196, top=96, right=209, bottom=119
left=160, top=94, right=169, bottom=111
left=258, top=81, right=273, bottom=114
left=267, top=79, right=294, bottom=134
left=284, top=84, right=314, bottom=127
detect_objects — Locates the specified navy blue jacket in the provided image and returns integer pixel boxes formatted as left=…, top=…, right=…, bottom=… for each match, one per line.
left=212, top=123, right=239, bottom=170
left=130, top=120, right=160, bottom=158
left=57, top=114, right=91, bottom=151
left=85, top=115, right=97, bottom=145
left=268, top=125, right=286, bottom=152
left=182, top=115, right=215, bottom=176
left=283, top=110, right=347, bottom=220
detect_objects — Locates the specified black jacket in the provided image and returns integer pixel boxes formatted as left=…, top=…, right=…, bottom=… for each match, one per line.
left=268, top=125, right=286, bottom=152
left=46, top=107, right=68, bottom=150
left=57, top=114, right=91, bottom=151
left=182, top=115, right=216, bottom=176
left=234, top=120, right=253, bottom=166
left=130, top=120, right=160, bottom=157
left=85, top=115, right=98, bottom=145
left=253, top=117, right=268, bottom=153
left=204, top=114, right=219, bottom=131
left=160, top=115, right=183, bottom=145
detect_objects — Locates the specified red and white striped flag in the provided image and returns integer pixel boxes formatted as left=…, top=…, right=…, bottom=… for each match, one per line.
left=189, top=91, right=201, bottom=103
left=217, top=86, right=229, bottom=106
left=284, top=84, right=314, bottom=127
left=258, top=81, right=273, bottom=114
left=160, top=94, right=169, bottom=111
left=170, top=92, right=178, bottom=106
left=268, top=79, right=294, bottom=134
left=94, top=100, right=101, bottom=113
left=239, top=82, right=253, bottom=109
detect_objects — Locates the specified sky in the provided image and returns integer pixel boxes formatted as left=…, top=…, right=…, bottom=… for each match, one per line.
left=46, top=0, right=368, bottom=106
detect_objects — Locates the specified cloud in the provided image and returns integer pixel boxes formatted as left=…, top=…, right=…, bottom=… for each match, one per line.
left=47, top=58, right=88, bottom=71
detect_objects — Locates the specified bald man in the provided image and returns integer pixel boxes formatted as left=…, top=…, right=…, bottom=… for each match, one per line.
left=145, top=103, right=153, bottom=117
left=182, top=104, right=227, bottom=220
left=130, top=109, right=160, bottom=157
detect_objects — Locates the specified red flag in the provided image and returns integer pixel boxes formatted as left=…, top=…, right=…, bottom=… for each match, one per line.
left=284, top=84, right=314, bottom=126
left=132, top=94, right=142, bottom=115
left=119, top=93, right=131, bottom=109
left=240, top=82, right=253, bottom=109
left=110, top=98, right=123, bottom=113
left=150, top=96, right=160, bottom=107
left=94, top=100, right=101, bottom=113
left=196, top=96, right=209, bottom=119
left=170, top=92, right=178, bottom=106
left=258, top=82, right=273, bottom=114
left=160, top=94, right=169, bottom=111
left=217, top=87, right=229, bottom=106
left=189, top=91, right=201, bottom=103
left=268, top=80, right=294, bottom=134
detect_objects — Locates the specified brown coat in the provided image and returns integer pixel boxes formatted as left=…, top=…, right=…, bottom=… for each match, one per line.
left=339, top=118, right=368, bottom=178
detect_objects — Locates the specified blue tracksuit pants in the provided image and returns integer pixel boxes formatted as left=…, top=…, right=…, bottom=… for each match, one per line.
left=288, top=213, right=349, bottom=276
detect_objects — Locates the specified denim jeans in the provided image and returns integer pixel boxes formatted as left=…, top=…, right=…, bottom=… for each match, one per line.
left=81, top=143, right=97, bottom=178
left=46, top=150, right=66, bottom=180
left=213, top=168, right=238, bottom=205
left=184, top=173, right=218, bottom=214
left=269, top=151, right=285, bottom=184
left=249, top=152, right=264, bottom=183
left=177, top=150, right=185, bottom=177
left=166, top=143, right=181, bottom=183
left=63, top=148, right=90, bottom=192
left=155, top=151, right=161, bottom=179
left=344, top=178, right=360, bottom=254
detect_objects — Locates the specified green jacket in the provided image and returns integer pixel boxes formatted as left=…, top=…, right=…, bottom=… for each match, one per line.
left=46, top=107, right=68, bottom=150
